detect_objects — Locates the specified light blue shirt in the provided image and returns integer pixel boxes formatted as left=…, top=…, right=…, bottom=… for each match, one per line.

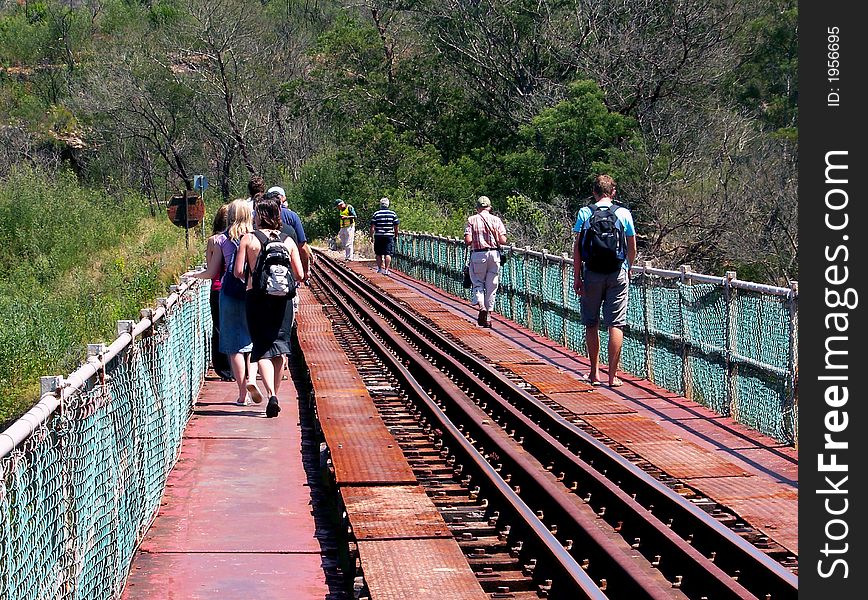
left=573, top=199, right=635, bottom=270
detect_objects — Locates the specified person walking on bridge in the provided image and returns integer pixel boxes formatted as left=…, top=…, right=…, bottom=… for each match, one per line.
left=267, top=185, right=313, bottom=283
left=572, top=174, right=637, bottom=387
left=235, top=194, right=306, bottom=418
left=191, top=199, right=258, bottom=405
left=370, top=197, right=399, bottom=275
left=188, top=204, right=233, bottom=382
left=464, top=195, right=507, bottom=328
left=335, top=198, right=357, bottom=261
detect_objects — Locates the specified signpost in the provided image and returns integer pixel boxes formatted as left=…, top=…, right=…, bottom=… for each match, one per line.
left=166, top=190, right=205, bottom=249
left=193, top=175, right=208, bottom=239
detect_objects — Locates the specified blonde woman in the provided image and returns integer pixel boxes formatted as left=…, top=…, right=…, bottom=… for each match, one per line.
left=195, top=198, right=259, bottom=405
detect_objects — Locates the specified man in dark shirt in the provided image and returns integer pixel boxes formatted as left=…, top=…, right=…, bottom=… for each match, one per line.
left=369, top=197, right=400, bottom=275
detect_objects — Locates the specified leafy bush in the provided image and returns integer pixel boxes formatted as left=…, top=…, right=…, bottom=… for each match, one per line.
left=0, top=167, right=193, bottom=426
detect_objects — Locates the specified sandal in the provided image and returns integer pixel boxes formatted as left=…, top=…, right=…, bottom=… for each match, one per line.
left=246, top=383, right=263, bottom=404
left=607, top=377, right=624, bottom=388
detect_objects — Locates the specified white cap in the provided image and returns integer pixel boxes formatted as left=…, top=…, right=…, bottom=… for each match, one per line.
left=267, top=186, right=285, bottom=197
left=379, top=197, right=390, bottom=207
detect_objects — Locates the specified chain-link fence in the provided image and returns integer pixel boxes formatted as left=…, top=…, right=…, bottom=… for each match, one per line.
left=393, top=233, right=798, bottom=446
left=0, top=279, right=211, bottom=600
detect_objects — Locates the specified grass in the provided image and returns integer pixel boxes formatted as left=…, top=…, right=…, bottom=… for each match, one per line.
left=0, top=168, right=198, bottom=427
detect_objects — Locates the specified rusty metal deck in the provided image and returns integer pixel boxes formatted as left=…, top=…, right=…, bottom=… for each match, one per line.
left=349, top=264, right=799, bottom=556
left=356, top=539, right=489, bottom=599
left=121, top=378, right=330, bottom=599
left=297, top=283, right=489, bottom=595
left=341, top=486, right=452, bottom=539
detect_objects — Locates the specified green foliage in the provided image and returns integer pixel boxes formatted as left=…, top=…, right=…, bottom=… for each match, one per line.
left=505, top=81, right=636, bottom=201
left=0, top=167, right=191, bottom=425
left=728, top=1, right=798, bottom=136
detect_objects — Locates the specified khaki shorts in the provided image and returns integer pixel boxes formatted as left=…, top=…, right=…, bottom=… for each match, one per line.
left=581, top=269, right=629, bottom=328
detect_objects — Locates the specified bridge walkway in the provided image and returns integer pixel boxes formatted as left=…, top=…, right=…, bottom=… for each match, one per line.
left=121, top=373, right=341, bottom=599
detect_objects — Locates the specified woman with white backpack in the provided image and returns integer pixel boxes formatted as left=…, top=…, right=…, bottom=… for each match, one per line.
left=235, top=193, right=305, bottom=418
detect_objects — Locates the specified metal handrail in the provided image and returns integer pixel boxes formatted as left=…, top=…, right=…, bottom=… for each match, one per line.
left=403, top=231, right=798, bottom=298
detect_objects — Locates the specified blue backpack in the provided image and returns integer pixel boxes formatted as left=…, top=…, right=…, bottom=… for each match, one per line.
left=220, top=239, right=248, bottom=299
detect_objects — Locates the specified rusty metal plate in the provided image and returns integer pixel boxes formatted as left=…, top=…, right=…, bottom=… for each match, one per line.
left=341, top=486, right=451, bottom=540
left=309, top=366, right=366, bottom=395
left=628, top=440, right=750, bottom=479
left=498, top=363, right=590, bottom=394
left=579, top=414, right=682, bottom=444
left=687, top=477, right=798, bottom=554
left=357, top=539, right=488, bottom=599
left=547, top=391, right=637, bottom=415
left=730, top=447, right=798, bottom=484
left=122, top=551, right=330, bottom=599
left=317, top=394, right=380, bottom=420
left=320, top=420, right=416, bottom=485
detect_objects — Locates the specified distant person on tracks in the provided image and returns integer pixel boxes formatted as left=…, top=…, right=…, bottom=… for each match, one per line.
left=369, top=197, right=400, bottom=275
left=335, top=198, right=357, bottom=261
left=190, top=199, right=258, bottom=405
left=235, top=194, right=306, bottom=418
left=572, top=174, right=637, bottom=387
left=188, top=204, right=234, bottom=382
left=464, top=195, right=507, bottom=328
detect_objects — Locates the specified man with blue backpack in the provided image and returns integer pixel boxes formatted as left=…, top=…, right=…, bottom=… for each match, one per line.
left=572, top=175, right=637, bottom=388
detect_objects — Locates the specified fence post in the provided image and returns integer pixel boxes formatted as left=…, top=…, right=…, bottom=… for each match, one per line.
left=561, top=253, right=570, bottom=348
left=680, top=265, right=693, bottom=401
left=541, top=249, right=549, bottom=338
left=509, top=248, right=517, bottom=323
left=524, top=246, right=533, bottom=330
left=787, top=280, right=799, bottom=446
left=643, top=261, right=654, bottom=382
left=725, top=271, right=738, bottom=419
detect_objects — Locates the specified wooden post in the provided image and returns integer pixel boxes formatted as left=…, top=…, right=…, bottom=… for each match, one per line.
left=725, top=271, right=738, bottom=419
left=787, top=280, right=799, bottom=446
left=643, top=261, right=654, bottom=382
left=561, top=253, right=570, bottom=348
left=679, top=265, right=693, bottom=401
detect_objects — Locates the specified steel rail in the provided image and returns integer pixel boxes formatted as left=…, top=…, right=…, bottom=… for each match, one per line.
left=0, top=278, right=201, bottom=459
left=314, top=252, right=797, bottom=599
left=315, top=263, right=688, bottom=600
left=315, top=256, right=759, bottom=599
left=311, top=267, right=614, bottom=600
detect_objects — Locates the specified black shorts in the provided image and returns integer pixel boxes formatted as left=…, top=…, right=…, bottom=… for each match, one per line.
left=373, top=235, right=395, bottom=256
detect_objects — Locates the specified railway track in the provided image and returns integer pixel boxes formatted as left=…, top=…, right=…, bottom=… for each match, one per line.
left=308, top=252, right=798, bottom=600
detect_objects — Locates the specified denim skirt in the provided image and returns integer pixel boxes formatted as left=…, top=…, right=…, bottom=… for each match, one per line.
left=218, top=291, right=253, bottom=353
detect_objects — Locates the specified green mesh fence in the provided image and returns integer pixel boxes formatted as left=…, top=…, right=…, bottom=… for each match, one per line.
left=393, top=233, right=798, bottom=445
left=0, top=280, right=211, bottom=600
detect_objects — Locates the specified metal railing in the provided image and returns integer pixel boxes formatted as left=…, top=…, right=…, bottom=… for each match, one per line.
left=0, top=278, right=211, bottom=600
left=393, top=232, right=798, bottom=445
